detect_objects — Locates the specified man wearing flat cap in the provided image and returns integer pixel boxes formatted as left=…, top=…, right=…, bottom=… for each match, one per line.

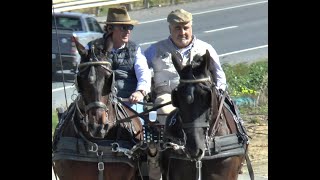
left=144, top=9, right=226, bottom=121
left=85, top=7, right=151, bottom=124
left=144, top=8, right=227, bottom=180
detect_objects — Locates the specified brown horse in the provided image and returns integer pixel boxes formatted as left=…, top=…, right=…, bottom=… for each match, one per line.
left=52, top=37, right=144, bottom=180
left=160, top=50, right=253, bottom=180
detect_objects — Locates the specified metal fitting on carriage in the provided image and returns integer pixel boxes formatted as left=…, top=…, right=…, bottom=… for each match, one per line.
left=97, top=151, right=104, bottom=171
left=88, top=143, right=98, bottom=152
left=111, top=142, right=133, bottom=158
left=163, top=142, right=185, bottom=151
left=98, top=162, right=104, bottom=171
left=196, top=161, right=202, bottom=168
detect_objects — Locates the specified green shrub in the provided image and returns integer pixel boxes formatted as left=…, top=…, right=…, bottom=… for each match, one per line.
left=52, top=111, right=58, bottom=136
left=222, top=60, right=268, bottom=98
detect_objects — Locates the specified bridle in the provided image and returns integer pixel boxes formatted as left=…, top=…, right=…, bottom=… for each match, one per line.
left=76, top=61, right=113, bottom=112
left=75, top=45, right=115, bottom=113
left=178, top=75, right=214, bottom=133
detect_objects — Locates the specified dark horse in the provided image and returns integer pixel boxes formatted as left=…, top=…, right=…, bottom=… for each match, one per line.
left=160, top=50, right=253, bottom=180
left=52, top=37, right=144, bottom=180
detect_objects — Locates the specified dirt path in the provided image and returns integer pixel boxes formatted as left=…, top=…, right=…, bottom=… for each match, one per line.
left=242, top=115, right=268, bottom=178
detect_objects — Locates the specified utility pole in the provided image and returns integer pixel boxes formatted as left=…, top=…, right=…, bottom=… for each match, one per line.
left=143, top=0, right=149, bottom=9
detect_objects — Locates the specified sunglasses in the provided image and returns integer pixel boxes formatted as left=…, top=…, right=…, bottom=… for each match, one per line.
left=114, top=25, right=134, bottom=31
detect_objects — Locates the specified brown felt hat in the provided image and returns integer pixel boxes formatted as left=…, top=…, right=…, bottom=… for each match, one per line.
left=105, top=7, right=138, bottom=25
left=167, top=9, right=192, bottom=24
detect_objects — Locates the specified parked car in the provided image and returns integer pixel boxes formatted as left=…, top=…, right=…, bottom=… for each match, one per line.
left=52, top=12, right=104, bottom=75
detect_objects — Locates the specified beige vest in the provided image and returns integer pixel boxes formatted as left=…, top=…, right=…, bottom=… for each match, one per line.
left=151, top=38, right=221, bottom=95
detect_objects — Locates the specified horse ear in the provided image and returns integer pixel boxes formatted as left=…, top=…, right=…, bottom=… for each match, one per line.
left=197, top=50, right=210, bottom=73
left=171, top=53, right=183, bottom=75
left=72, top=36, right=88, bottom=57
left=204, top=49, right=218, bottom=84
left=204, top=50, right=211, bottom=71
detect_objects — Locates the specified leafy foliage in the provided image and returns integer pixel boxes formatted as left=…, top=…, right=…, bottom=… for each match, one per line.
left=222, top=60, right=268, bottom=98
left=52, top=111, right=58, bottom=137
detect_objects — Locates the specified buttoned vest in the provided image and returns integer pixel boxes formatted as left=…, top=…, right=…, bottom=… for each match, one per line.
left=87, top=38, right=138, bottom=98
left=151, top=39, right=211, bottom=95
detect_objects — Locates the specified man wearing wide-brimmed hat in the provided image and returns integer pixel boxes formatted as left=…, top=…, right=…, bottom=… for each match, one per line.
left=85, top=7, right=151, bottom=123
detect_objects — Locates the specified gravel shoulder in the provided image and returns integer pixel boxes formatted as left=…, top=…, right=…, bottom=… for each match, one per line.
left=241, top=114, right=268, bottom=179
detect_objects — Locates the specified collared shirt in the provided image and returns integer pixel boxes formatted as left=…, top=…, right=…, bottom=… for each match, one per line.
left=144, top=35, right=226, bottom=90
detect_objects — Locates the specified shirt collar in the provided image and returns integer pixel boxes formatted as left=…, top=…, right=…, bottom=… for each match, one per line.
left=111, top=43, right=126, bottom=53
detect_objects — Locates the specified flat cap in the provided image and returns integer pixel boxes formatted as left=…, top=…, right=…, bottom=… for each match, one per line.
left=167, top=9, right=192, bottom=23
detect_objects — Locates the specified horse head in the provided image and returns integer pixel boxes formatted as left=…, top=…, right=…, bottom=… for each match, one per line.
left=170, top=50, right=220, bottom=159
left=73, top=36, right=116, bottom=139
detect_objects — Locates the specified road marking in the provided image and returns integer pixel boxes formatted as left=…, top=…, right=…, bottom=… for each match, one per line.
left=192, top=1, right=267, bottom=15
left=139, top=41, right=158, bottom=46
left=204, top=26, right=238, bottom=33
left=139, top=1, right=267, bottom=24
left=140, top=25, right=238, bottom=46
left=52, top=85, right=75, bottom=92
left=139, top=18, right=166, bottom=24
left=218, top=45, right=268, bottom=57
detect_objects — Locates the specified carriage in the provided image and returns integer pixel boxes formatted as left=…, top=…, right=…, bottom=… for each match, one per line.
left=52, top=38, right=254, bottom=180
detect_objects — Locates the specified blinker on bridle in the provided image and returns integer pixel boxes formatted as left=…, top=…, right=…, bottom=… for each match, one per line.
left=77, top=45, right=113, bottom=112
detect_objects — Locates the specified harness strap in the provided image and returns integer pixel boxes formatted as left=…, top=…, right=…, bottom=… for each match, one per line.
left=53, top=137, right=136, bottom=167
left=97, top=151, right=104, bottom=180
left=222, top=106, right=237, bottom=134
left=223, top=99, right=250, bottom=141
left=196, top=160, right=202, bottom=180
left=168, top=134, right=246, bottom=161
left=209, top=90, right=227, bottom=137
left=169, top=147, right=245, bottom=161
left=245, top=152, right=254, bottom=180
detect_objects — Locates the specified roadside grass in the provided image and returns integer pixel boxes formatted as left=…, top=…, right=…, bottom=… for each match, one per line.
left=52, top=110, right=58, bottom=137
